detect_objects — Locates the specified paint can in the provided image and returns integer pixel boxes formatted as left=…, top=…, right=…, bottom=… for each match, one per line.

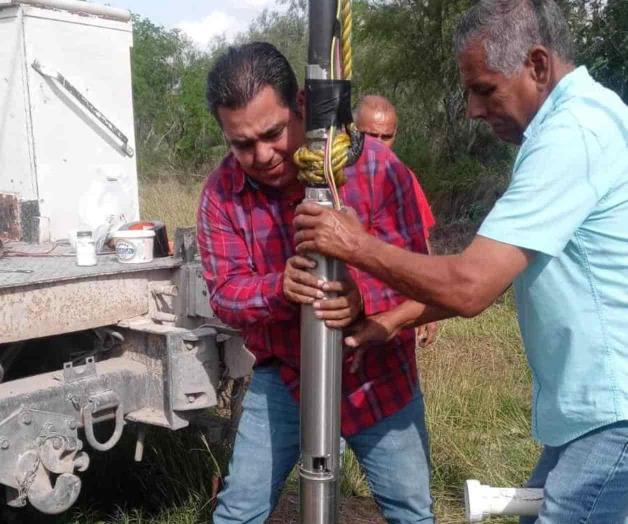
left=111, top=229, right=155, bottom=264
left=119, top=221, right=170, bottom=257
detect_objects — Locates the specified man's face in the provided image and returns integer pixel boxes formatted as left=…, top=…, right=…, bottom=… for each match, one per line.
left=356, top=109, right=397, bottom=148
left=458, top=41, right=542, bottom=145
left=218, top=86, right=305, bottom=190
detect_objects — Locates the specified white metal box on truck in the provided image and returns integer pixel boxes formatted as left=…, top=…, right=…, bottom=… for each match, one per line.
left=0, top=0, right=139, bottom=242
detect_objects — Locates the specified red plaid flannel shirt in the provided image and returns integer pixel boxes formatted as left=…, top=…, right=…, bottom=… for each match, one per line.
left=197, top=136, right=431, bottom=436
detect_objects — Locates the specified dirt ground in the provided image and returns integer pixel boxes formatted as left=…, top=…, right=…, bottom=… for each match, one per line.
left=268, top=490, right=386, bottom=524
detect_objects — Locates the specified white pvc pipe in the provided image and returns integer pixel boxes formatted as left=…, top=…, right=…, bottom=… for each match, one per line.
left=1, top=0, right=131, bottom=21
left=465, top=480, right=544, bottom=522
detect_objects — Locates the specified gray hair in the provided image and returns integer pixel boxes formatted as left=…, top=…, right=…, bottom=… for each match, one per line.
left=453, top=0, right=575, bottom=76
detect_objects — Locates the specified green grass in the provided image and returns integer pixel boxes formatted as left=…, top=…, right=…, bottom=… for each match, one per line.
left=333, top=292, right=538, bottom=524
left=421, top=293, right=539, bottom=522
left=139, top=176, right=205, bottom=234
left=44, top=179, right=538, bottom=523
left=20, top=427, right=225, bottom=524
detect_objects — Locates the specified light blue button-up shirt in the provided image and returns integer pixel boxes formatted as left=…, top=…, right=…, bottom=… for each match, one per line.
left=479, top=67, right=628, bottom=446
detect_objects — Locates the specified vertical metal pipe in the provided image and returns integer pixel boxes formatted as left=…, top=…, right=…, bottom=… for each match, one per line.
left=300, top=2, right=343, bottom=522
left=307, top=0, right=336, bottom=69
left=299, top=190, right=344, bottom=524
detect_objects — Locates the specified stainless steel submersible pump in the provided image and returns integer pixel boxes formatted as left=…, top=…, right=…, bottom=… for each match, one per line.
left=299, top=188, right=345, bottom=524
left=298, top=1, right=352, bottom=522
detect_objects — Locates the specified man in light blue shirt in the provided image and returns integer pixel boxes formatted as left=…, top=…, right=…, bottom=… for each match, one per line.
left=294, top=0, right=628, bottom=521
left=478, top=63, right=628, bottom=448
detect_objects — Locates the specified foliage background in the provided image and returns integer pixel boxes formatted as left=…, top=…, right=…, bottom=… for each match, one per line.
left=131, top=0, right=627, bottom=226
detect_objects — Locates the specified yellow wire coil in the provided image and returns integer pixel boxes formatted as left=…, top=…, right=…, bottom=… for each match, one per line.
left=294, top=131, right=351, bottom=187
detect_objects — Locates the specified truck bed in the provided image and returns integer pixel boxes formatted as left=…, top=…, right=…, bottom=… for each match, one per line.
left=0, top=242, right=180, bottom=288
left=0, top=242, right=182, bottom=343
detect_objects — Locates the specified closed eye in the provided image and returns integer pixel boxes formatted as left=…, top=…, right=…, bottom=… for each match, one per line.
left=230, top=139, right=254, bottom=150
left=227, top=123, right=287, bottom=150
left=471, top=84, right=496, bottom=97
left=260, top=125, right=286, bottom=141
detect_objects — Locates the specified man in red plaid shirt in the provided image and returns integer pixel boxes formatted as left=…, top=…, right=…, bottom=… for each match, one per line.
left=198, top=42, right=434, bottom=523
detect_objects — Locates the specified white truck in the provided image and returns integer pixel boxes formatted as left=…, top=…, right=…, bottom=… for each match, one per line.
left=0, top=0, right=251, bottom=515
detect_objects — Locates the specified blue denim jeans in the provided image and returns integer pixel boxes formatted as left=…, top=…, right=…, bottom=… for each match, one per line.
left=212, top=366, right=433, bottom=523
left=520, top=421, right=628, bottom=524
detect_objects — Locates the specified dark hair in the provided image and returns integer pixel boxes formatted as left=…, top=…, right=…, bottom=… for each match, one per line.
left=453, top=0, right=575, bottom=75
left=206, top=42, right=299, bottom=122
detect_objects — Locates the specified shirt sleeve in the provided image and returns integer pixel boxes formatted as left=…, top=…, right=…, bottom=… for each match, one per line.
left=355, top=154, right=429, bottom=316
left=196, top=183, right=297, bottom=329
left=479, top=121, right=609, bottom=257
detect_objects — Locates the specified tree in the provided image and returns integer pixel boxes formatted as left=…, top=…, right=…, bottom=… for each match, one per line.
left=570, top=0, right=628, bottom=102
left=131, top=15, right=224, bottom=175
left=240, top=0, right=308, bottom=83
left=351, top=0, right=514, bottom=220
left=129, top=0, right=625, bottom=218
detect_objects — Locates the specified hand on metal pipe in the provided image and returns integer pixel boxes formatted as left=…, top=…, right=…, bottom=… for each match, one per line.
left=283, top=255, right=324, bottom=304
left=313, top=275, right=363, bottom=329
left=293, top=203, right=366, bottom=261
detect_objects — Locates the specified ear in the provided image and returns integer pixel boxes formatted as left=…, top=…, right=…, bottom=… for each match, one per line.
left=527, top=46, right=551, bottom=88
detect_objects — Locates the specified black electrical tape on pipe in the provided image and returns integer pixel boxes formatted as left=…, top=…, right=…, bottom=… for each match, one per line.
left=306, top=79, right=352, bottom=132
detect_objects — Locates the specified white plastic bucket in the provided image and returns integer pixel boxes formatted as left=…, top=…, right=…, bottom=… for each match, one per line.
left=111, top=230, right=155, bottom=264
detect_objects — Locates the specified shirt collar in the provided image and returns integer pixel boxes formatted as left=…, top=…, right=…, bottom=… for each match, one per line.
left=229, top=155, right=283, bottom=195
left=523, top=66, right=591, bottom=141
left=229, top=154, right=248, bottom=194
left=229, top=154, right=304, bottom=203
